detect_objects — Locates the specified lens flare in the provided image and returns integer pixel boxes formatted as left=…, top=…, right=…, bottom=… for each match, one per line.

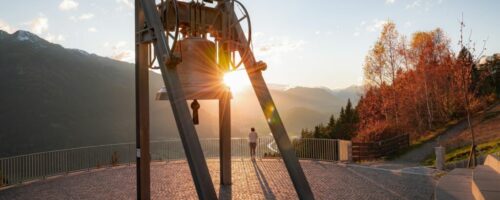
left=223, top=70, right=251, bottom=93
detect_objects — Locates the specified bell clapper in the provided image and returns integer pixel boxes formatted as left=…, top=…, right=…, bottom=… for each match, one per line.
left=191, top=99, right=200, bottom=125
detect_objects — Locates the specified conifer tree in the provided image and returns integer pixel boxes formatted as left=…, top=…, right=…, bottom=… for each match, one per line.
left=327, top=114, right=336, bottom=138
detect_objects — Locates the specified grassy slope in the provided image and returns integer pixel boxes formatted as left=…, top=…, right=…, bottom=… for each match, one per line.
left=421, top=103, right=500, bottom=165
left=388, top=101, right=500, bottom=162
left=422, top=139, right=500, bottom=165
left=386, top=119, right=461, bottom=160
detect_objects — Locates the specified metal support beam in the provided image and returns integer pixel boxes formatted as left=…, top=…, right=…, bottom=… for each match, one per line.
left=245, top=71, right=315, bottom=200
left=135, top=1, right=150, bottom=199
left=137, top=0, right=217, bottom=199
left=219, top=91, right=231, bottom=185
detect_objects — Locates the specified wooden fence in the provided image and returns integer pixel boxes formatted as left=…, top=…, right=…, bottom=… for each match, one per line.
left=352, top=134, right=409, bottom=161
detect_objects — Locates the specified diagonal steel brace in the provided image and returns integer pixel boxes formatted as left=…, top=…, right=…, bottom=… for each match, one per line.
left=138, top=0, right=218, bottom=199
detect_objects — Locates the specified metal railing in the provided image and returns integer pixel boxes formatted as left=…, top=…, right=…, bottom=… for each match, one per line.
left=0, top=137, right=346, bottom=188
left=352, top=134, right=409, bottom=161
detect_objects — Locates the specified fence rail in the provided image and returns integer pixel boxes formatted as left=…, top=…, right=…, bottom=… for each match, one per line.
left=352, top=134, right=409, bottom=161
left=0, top=137, right=347, bottom=188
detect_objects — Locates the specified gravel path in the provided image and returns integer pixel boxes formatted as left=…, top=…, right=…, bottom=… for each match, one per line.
left=0, top=159, right=436, bottom=200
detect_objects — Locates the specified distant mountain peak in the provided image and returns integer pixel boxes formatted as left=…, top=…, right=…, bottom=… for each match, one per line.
left=267, top=83, right=290, bottom=91
left=284, top=86, right=332, bottom=93
left=0, top=30, right=9, bottom=39
left=13, top=30, right=45, bottom=43
left=70, top=48, right=91, bottom=56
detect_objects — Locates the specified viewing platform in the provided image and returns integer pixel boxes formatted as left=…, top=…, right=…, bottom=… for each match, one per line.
left=0, top=138, right=437, bottom=199
left=0, top=159, right=436, bottom=200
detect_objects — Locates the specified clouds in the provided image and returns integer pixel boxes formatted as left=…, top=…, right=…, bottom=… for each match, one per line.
left=353, top=21, right=366, bottom=37
left=385, top=0, right=396, bottom=4
left=366, top=19, right=389, bottom=32
left=58, top=1, right=97, bottom=41
left=255, top=37, right=305, bottom=55
left=111, top=51, right=133, bottom=62
left=59, top=0, right=79, bottom=11
left=78, top=13, right=94, bottom=20
left=70, top=13, right=96, bottom=22
left=0, top=19, right=16, bottom=33
left=406, top=0, right=421, bottom=9
left=106, top=41, right=134, bottom=63
left=30, top=16, right=49, bottom=34
left=252, top=33, right=306, bottom=64
left=353, top=19, right=389, bottom=36
left=116, top=0, right=134, bottom=9
left=314, top=30, right=335, bottom=36
left=405, top=0, right=444, bottom=11
left=45, top=33, right=66, bottom=43
left=25, top=16, right=66, bottom=44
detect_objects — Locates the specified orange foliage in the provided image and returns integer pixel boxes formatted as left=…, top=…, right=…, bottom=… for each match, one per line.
left=356, top=23, right=492, bottom=142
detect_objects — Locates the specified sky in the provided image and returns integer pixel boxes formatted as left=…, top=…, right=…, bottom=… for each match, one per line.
left=1, top=0, right=499, bottom=89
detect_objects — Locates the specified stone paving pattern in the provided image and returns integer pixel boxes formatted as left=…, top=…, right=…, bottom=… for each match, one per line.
left=0, top=159, right=437, bottom=200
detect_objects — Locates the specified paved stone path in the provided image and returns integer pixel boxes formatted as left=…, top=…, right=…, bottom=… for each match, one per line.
left=392, top=102, right=500, bottom=166
left=394, top=121, right=468, bottom=165
left=390, top=120, right=468, bottom=166
left=0, top=159, right=437, bottom=200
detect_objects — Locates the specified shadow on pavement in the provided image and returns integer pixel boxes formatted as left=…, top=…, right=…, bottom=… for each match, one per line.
left=252, top=160, right=276, bottom=200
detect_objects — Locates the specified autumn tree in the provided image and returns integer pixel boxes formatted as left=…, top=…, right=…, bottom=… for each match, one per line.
left=303, top=21, right=494, bottom=146
left=356, top=21, right=494, bottom=144
left=364, top=21, right=403, bottom=127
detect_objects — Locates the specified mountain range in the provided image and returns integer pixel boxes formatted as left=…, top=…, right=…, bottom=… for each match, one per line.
left=0, top=30, right=363, bottom=157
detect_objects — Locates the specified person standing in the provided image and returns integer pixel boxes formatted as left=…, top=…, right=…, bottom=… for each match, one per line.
left=248, top=127, right=258, bottom=160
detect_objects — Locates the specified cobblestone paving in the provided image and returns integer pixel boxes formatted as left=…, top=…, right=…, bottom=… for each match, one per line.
left=0, top=159, right=436, bottom=200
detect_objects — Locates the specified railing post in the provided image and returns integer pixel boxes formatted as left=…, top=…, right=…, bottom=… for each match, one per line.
left=66, top=151, right=69, bottom=174
left=20, top=157, right=23, bottom=184
left=435, top=146, right=445, bottom=170
left=167, top=141, right=170, bottom=161
left=128, top=143, right=132, bottom=166
left=87, top=148, right=91, bottom=171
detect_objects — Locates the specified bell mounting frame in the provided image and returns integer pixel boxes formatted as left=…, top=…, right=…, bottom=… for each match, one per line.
left=225, top=0, right=252, bottom=70
left=149, top=0, right=181, bottom=69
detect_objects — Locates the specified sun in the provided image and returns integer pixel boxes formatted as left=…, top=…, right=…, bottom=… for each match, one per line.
left=223, top=70, right=251, bottom=93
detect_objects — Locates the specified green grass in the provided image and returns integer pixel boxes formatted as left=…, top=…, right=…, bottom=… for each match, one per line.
left=422, top=139, right=500, bottom=166
left=414, top=120, right=460, bottom=145
left=481, top=111, right=500, bottom=122
left=386, top=119, right=461, bottom=160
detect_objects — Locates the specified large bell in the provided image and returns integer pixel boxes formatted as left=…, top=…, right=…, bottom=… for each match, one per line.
left=156, top=37, right=230, bottom=100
